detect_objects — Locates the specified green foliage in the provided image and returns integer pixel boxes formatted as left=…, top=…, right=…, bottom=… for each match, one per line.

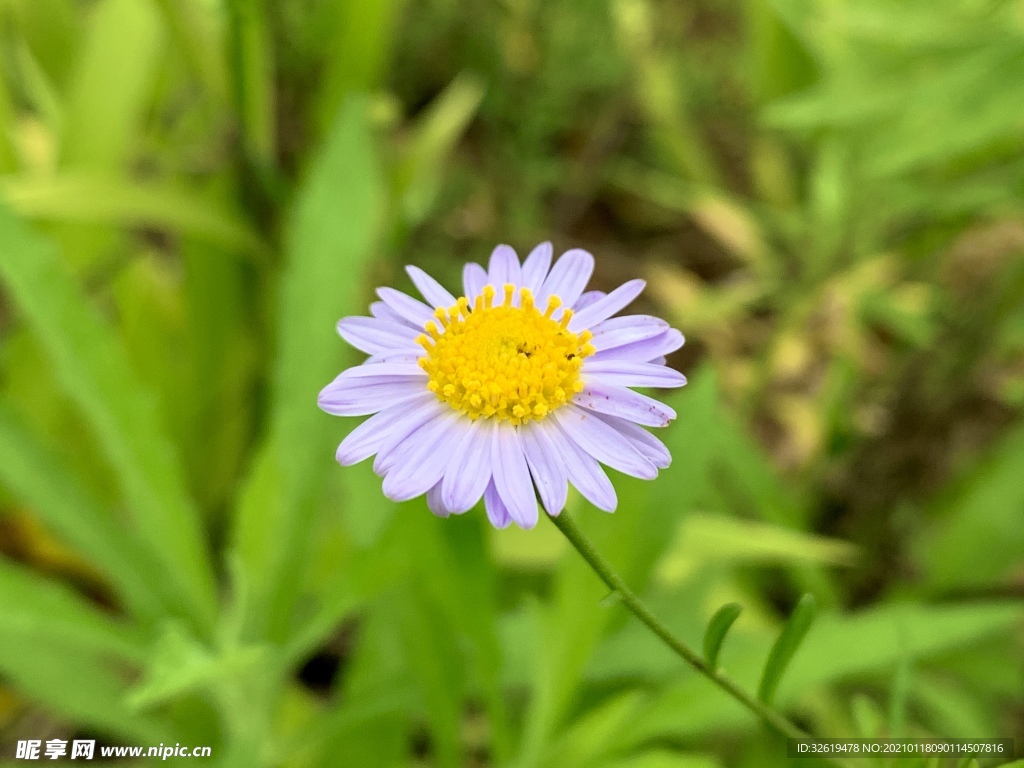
left=703, top=602, right=742, bottom=671
left=757, top=593, right=816, bottom=705
left=0, top=0, right=1022, bottom=766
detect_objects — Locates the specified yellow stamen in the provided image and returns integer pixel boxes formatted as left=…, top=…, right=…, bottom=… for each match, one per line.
left=418, top=285, right=595, bottom=425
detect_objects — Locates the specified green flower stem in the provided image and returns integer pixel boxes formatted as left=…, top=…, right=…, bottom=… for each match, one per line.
left=549, top=510, right=856, bottom=768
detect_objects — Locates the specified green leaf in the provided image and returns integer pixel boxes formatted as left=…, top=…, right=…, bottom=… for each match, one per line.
left=0, top=633, right=166, bottom=742
left=0, top=202, right=217, bottom=634
left=0, top=65, right=17, bottom=173
left=225, top=0, right=276, bottom=170
left=518, top=482, right=662, bottom=768
left=231, top=95, right=385, bottom=642
left=601, top=751, right=721, bottom=768
left=703, top=603, right=742, bottom=671
left=396, top=71, right=485, bottom=226
left=917, top=421, right=1024, bottom=591
left=611, top=0, right=718, bottom=184
left=1, top=174, right=268, bottom=259
left=601, top=601, right=1022, bottom=746
left=0, top=405, right=168, bottom=621
left=746, top=0, right=818, bottom=103
left=544, top=691, right=648, bottom=768
left=60, top=0, right=162, bottom=171
left=314, top=0, right=404, bottom=137
left=397, top=584, right=464, bottom=768
left=656, top=514, right=858, bottom=586
left=0, top=560, right=164, bottom=742
left=758, top=593, right=816, bottom=705
left=0, top=556, right=146, bottom=662
left=127, top=622, right=270, bottom=710
left=152, top=0, right=228, bottom=99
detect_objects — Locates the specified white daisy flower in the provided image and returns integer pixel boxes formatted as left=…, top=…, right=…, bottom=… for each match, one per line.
left=318, top=243, right=686, bottom=529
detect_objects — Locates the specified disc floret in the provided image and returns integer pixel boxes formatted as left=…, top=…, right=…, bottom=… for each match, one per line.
left=417, top=284, right=596, bottom=424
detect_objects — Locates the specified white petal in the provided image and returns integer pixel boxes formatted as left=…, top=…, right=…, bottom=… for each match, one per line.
left=537, top=248, right=594, bottom=308
left=441, top=418, right=494, bottom=513
left=484, top=479, right=512, bottom=529
left=318, top=377, right=427, bottom=416
left=520, top=421, right=568, bottom=516
left=584, top=360, right=687, bottom=389
left=365, top=352, right=422, bottom=364
left=333, top=362, right=425, bottom=380
left=371, top=300, right=420, bottom=329
left=376, top=287, right=434, bottom=328
left=337, top=317, right=421, bottom=355
left=406, top=265, right=457, bottom=309
left=569, top=279, right=646, bottom=331
left=335, top=392, right=437, bottom=465
left=488, top=244, right=522, bottom=288
left=589, top=315, right=668, bottom=351
left=573, top=290, right=605, bottom=310
left=590, top=329, right=685, bottom=362
left=381, top=412, right=464, bottom=501
left=521, top=242, right=553, bottom=293
left=590, top=412, right=671, bottom=469
left=552, top=406, right=658, bottom=480
left=426, top=481, right=451, bottom=517
left=543, top=420, right=617, bottom=511
left=491, top=425, right=538, bottom=529
left=463, top=262, right=488, bottom=300
left=373, top=403, right=447, bottom=475
left=573, top=382, right=676, bottom=427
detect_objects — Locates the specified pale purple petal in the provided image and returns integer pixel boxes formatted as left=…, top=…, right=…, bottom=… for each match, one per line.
left=584, top=360, right=687, bottom=389
left=573, top=290, right=605, bottom=311
left=376, top=287, right=434, bottom=328
left=520, top=422, right=568, bottom=516
left=370, top=300, right=420, bottom=329
left=590, top=329, right=685, bottom=362
left=521, top=242, right=553, bottom=293
left=491, top=425, right=538, bottom=529
left=552, top=406, right=658, bottom=480
left=337, top=317, right=421, bottom=355
left=333, top=362, right=426, bottom=380
left=426, top=481, right=451, bottom=518
left=374, top=405, right=448, bottom=475
left=544, top=420, right=617, bottom=512
left=318, top=375, right=427, bottom=416
left=406, top=265, right=457, bottom=309
left=366, top=352, right=422, bottom=364
left=569, top=279, right=646, bottom=331
left=484, top=480, right=512, bottom=529
left=573, top=381, right=676, bottom=427
left=335, top=392, right=437, bottom=465
left=649, top=356, right=667, bottom=365
left=591, top=412, right=671, bottom=469
left=441, top=418, right=494, bottom=513
left=382, top=413, right=465, bottom=501
left=463, top=262, right=488, bottom=300
left=537, top=248, right=594, bottom=308
left=589, top=315, right=668, bottom=351
left=488, top=244, right=522, bottom=288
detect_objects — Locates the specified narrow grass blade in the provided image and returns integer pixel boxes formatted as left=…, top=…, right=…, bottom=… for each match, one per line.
left=231, top=95, right=385, bottom=642
left=758, top=593, right=817, bottom=705
left=2, top=174, right=268, bottom=260
left=703, top=603, right=742, bottom=670
left=0, top=406, right=170, bottom=621
left=0, top=203, right=217, bottom=634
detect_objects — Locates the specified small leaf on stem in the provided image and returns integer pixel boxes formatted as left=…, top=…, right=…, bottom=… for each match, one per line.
left=703, top=602, right=742, bottom=670
left=758, top=593, right=817, bottom=705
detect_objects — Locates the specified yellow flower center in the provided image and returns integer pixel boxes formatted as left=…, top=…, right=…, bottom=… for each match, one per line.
left=417, top=284, right=596, bottom=424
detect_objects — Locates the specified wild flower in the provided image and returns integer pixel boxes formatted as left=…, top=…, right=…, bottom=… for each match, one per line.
left=319, top=243, right=685, bottom=528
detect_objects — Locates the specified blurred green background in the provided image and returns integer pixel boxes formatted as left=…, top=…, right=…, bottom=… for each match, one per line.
left=0, top=0, right=1022, bottom=766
